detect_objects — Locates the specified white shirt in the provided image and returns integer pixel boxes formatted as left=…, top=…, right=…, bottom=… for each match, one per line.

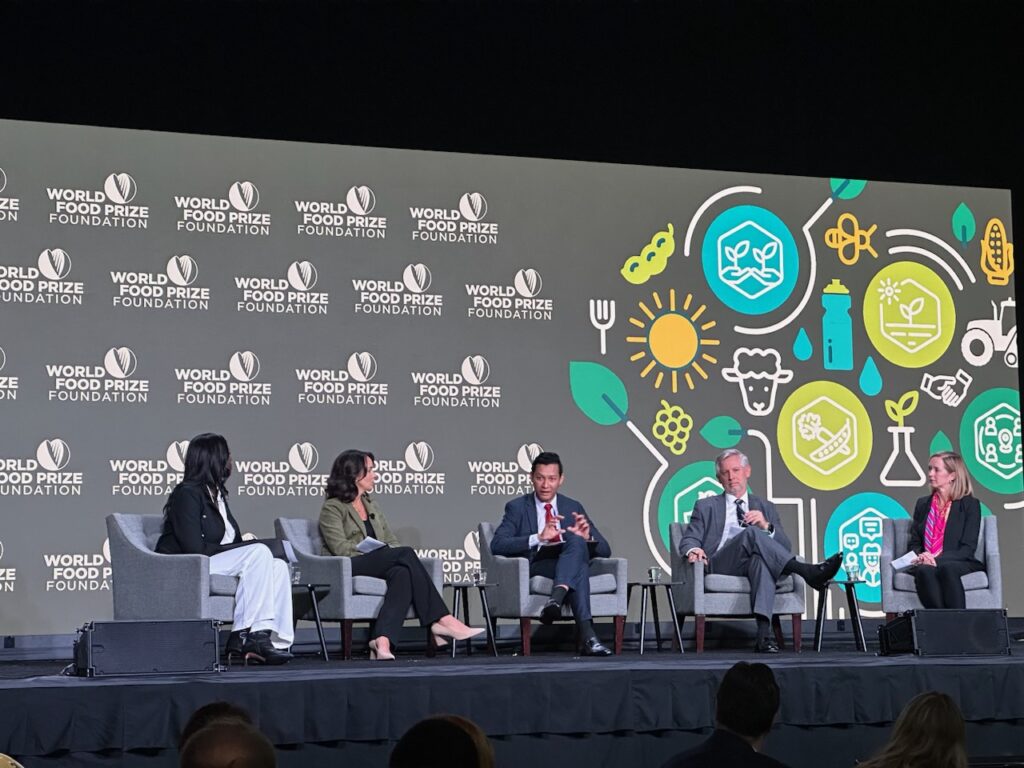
left=717, top=492, right=750, bottom=552
left=216, top=493, right=236, bottom=545
left=529, top=493, right=562, bottom=548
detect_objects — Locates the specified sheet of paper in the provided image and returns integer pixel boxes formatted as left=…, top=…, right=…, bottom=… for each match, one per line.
left=356, top=537, right=387, bottom=554
left=891, top=551, right=917, bottom=571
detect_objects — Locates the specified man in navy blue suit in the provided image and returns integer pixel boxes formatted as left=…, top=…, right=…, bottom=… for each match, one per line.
left=491, top=451, right=613, bottom=656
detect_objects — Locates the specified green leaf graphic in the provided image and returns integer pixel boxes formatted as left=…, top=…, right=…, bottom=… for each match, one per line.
left=700, top=415, right=744, bottom=448
left=829, top=178, right=868, bottom=200
left=929, top=430, right=954, bottom=455
left=951, top=203, right=977, bottom=246
left=568, top=361, right=628, bottom=426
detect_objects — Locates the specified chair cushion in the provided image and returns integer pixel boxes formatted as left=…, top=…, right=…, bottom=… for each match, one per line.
left=353, top=575, right=388, bottom=596
left=210, top=574, right=239, bottom=596
left=704, top=574, right=795, bottom=594
left=893, top=570, right=989, bottom=592
left=529, top=573, right=618, bottom=595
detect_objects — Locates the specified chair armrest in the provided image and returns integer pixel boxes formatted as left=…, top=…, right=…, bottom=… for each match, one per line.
left=589, top=556, right=627, bottom=585
left=487, top=554, right=529, bottom=615
left=418, top=557, right=444, bottom=592
left=671, top=559, right=703, bottom=615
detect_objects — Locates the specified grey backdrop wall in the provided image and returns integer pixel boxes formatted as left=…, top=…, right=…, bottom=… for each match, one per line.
left=0, top=118, right=1018, bottom=635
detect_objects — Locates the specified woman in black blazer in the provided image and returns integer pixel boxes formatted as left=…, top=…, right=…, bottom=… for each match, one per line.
left=908, top=451, right=984, bottom=609
left=157, top=433, right=292, bottom=664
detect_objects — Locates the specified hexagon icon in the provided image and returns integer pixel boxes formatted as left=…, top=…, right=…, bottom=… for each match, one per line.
left=974, top=402, right=1022, bottom=481
left=778, top=382, right=872, bottom=491
left=717, top=221, right=784, bottom=300
left=837, top=507, right=887, bottom=589
left=864, top=262, right=955, bottom=368
left=792, top=395, right=857, bottom=475
left=673, top=476, right=724, bottom=525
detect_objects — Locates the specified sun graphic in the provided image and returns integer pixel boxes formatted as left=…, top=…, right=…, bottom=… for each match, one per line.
left=626, top=289, right=719, bottom=392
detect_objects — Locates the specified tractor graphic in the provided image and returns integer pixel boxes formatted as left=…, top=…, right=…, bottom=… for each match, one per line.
left=962, top=298, right=1018, bottom=368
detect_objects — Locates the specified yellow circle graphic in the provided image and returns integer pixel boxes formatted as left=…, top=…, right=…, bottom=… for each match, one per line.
left=649, top=313, right=697, bottom=368
left=777, top=381, right=873, bottom=491
left=862, top=261, right=955, bottom=368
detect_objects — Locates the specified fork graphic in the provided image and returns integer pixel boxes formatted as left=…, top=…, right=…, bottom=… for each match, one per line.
left=588, top=298, right=616, bottom=355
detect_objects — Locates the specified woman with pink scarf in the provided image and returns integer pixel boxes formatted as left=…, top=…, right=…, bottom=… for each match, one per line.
left=908, top=451, right=984, bottom=609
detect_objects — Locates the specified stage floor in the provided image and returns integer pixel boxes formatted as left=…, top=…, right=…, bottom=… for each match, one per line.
left=3, top=649, right=1024, bottom=767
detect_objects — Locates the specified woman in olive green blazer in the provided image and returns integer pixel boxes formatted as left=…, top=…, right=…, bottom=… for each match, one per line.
left=319, top=450, right=483, bottom=659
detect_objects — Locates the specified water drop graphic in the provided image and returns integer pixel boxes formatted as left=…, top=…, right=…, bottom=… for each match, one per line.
left=929, top=430, right=954, bottom=455
left=859, top=355, right=883, bottom=396
left=793, top=328, right=812, bottom=361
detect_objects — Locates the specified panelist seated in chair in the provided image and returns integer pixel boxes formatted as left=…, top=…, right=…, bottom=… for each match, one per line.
left=680, top=448, right=842, bottom=654
left=490, top=451, right=614, bottom=657
left=905, top=451, right=984, bottom=609
left=156, top=433, right=293, bottom=665
left=318, top=449, right=483, bottom=660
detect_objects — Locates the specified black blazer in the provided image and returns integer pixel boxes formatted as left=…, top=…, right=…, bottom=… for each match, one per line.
left=660, top=729, right=791, bottom=768
left=908, top=494, right=983, bottom=565
left=156, top=480, right=242, bottom=556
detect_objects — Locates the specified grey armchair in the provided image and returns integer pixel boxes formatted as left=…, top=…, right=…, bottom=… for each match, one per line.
left=274, top=517, right=444, bottom=659
left=669, top=522, right=805, bottom=652
left=880, top=516, right=1002, bottom=618
left=477, top=521, right=627, bottom=654
left=106, top=513, right=237, bottom=622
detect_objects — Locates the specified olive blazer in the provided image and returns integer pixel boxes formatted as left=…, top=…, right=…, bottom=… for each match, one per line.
left=319, top=493, right=400, bottom=557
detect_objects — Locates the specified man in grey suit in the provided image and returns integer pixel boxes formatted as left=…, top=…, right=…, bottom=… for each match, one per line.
left=680, top=448, right=841, bottom=653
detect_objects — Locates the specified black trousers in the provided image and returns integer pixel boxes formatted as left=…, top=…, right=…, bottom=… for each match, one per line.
left=913, top=559, right=984, bottom=609
left=529, top=533, right=594, bottom=623
left=351, top=546, right=449, bottom=644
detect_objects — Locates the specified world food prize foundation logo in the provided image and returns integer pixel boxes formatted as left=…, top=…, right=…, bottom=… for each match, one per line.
left=175, top=351, right=272, bottom=406
left=0, top=166, right=21, bottom=222
left=465, top=268, right=553, bottom=321
left=43, top=538, right=111, bottom=593
left=410, top=192, right=499, bottom=245
left=0, top=345, right=18, bottom=400
left=352, top=262, right=444, bottom=317
left=175, top=181, right=272, bottom=236
left=111, top=254, right=210, bottom=311
left=235, top=442, right=326, bottom=497
left=235, top=261, right=329, bottom=315
left=294, top=184, right=388, bottom=239
left=0, top=537, right=15, bottom=593
left=0, top=248, right=85, bottom=306
left=411, top=355, right=502, bottom=408
left=45, top=346, right=150, bottom=403
left=468, top=442, right=542, bottom=496
left=46, top=171, right=150, bottom=229
left=374, top=442, right=446, bottom=496
left=295, top=351, right=389, bottom=406
left=110, top=439, right=190, bottom=497
left=0, top=438, right=84, bottom=497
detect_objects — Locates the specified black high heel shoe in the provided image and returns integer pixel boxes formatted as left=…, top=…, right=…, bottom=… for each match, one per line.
left=238, top=630, right=292, bottom=666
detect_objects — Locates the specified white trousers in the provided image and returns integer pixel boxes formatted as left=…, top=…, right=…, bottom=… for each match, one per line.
left=210, top=545, right=294, bottom=649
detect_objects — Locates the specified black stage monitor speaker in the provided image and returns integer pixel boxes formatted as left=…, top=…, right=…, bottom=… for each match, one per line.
left=73, top=619, right=222, bottom=677
left=878, top=609, right=1009, bottom=656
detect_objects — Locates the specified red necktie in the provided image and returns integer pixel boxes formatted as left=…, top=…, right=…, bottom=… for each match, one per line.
left=545, top=503, right=561, bottom=541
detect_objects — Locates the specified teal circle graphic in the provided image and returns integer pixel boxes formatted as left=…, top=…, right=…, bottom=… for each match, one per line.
left=823, top=492, right=910, bottom=605
left=959, top=387, right=1023, bottom=495
left=656, top=461, right=755, bottom=550
left=701, top=205, right=800, bottom=314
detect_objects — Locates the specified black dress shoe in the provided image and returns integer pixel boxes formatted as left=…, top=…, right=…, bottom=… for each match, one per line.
left=804, top=552, right=844, bottom=590
left=754, top=638, right=780, bottom=654
left=224, top=628, right=248, bottom=660
left=581, top=637, right=613, bottom=656
left=239, top=630, right=292, bottom=665
left=539, top=600, right=562, bottom=625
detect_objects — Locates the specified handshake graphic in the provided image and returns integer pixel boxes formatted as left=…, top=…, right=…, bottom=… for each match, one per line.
left=920, top=369, right=973, bottom=407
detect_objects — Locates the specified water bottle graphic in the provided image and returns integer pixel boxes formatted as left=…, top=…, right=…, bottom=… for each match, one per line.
left=822, top=279, right=854, bottom=370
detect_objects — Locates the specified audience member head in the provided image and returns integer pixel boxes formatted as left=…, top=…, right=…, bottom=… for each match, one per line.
left=389, top=715, right=494, bottom=768
left=325, top=449, right=376, bottom=503
left=859, top=691, right=967, bottom=768
left=179, top=701, right=254, bottom=750
left=928, top=451, right=973, bottom=501
left=181, top=433, right=233, bottom=495
left=715, top=661, right=780, bottom=747
left=179, top=721, right=275, bottom=768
